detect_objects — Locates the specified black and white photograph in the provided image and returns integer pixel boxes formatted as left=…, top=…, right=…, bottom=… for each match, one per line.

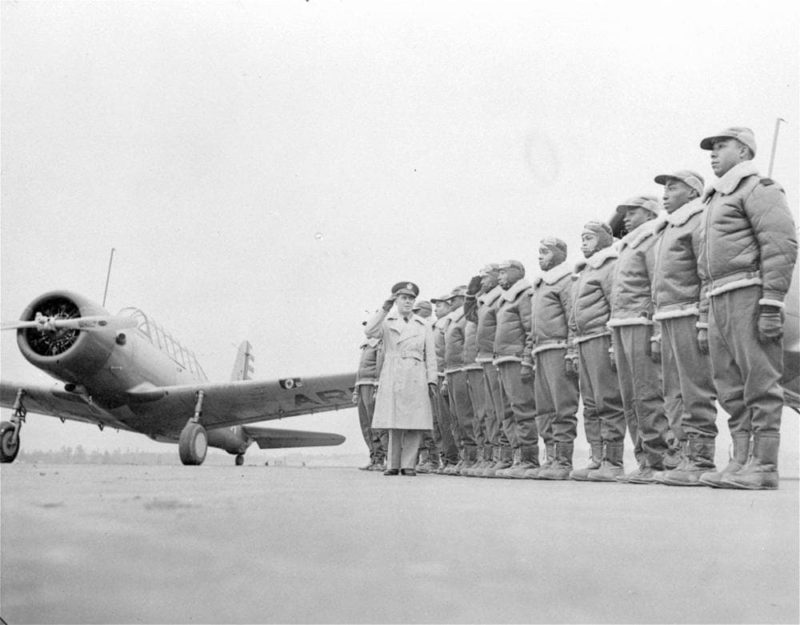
left=1, top=1, right=798, bottom=623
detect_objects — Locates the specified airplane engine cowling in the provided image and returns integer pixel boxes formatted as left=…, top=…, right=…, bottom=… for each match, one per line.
left=16, top=291, right=116, bottom=384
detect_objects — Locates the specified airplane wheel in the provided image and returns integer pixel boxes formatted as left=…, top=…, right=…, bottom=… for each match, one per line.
left=178, top=423, right=207, bottom=465
left=0, top=421, right=20, bottom=463
left=235, top=454, right=244, bottom=466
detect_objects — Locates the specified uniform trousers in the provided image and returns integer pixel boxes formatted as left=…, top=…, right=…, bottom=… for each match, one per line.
left=466, top=368, right=489, bottom=451
left=613, top=325, right=669, bottom=466
left=446, top=370, right=477, bottom=448
left=435, top=378, right=460, bottom=464
left=534, top=348, right=579, bottom=444
left=660, top=315, right=718, bottom=439
left=356, top=384, right=387, bottom=461
left=576, top=335, right=625, bottom=444
left=387, top=429, right=424, bottom=470
left=481, top=361, right=513, bottom=448
left=709, top=286, right=783, bottom=437
left=496, top=361, right=538, bottom=449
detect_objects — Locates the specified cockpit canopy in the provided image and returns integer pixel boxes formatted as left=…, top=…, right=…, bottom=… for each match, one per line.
left=117, top=307, right=208, bottom=381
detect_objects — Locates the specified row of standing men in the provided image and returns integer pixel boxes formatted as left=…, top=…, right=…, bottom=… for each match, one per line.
left=353, top=126, right=797, bottom=489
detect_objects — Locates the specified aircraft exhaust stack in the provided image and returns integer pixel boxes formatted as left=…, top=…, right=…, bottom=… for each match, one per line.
left=16, top=291, right=117, bottom=385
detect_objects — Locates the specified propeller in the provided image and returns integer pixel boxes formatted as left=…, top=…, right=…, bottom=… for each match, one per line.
left=2, top=312, right=137, bottom=333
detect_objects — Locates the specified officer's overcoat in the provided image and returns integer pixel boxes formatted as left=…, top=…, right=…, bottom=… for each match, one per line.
left=365, top=311, right=437, bottom=430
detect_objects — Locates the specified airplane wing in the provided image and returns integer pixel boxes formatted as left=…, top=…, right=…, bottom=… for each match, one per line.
left=242, top=425, right=345, bottom=449
left=125, top=372, right=356, bottom=436
left=0, top=380, right=136, bottom=431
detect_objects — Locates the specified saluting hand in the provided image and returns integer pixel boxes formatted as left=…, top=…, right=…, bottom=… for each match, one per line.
left=382, top=295, right=397, bottom=312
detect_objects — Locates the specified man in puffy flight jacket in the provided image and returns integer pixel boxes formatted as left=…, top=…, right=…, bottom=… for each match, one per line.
left=697, top=126, right=797, bottom=490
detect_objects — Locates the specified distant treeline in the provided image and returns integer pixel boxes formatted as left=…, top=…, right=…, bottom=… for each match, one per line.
left=16, top=447, right=364, bottom=466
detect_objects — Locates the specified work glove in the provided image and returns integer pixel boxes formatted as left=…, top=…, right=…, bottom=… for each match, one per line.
left=467, top=275, right=483, bottom=296
left=564, top=349, right=580, bottom=378
left=650, top=335, right=661, bottom=364
left=351, top=389, right=360, bottom=405
left=440, top=378, right=449, bottom=398
left=428, top=382, right=438, bottom=398
left=608, top=345, right=617, bottom=372
left=696, top=328, right=709, bottom=355
left=757, top=305, right=784, bottom=343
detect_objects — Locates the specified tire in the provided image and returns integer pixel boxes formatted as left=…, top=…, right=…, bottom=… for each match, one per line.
left=235, top=454, right=244, bottom=466
left=0, top=421, right=20, bottom=463
left=178, top=423, right=207, bottom=465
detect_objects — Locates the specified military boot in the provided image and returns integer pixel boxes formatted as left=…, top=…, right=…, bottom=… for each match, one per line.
left=459, top=445, right=480, bottom=476
left=466, top=445, right=491, bottom=477
left=569, top=442, right=603, bottom=481
left=587, top=442, right=624, bottom=481
left=443, top=449, right=464, bottom=475
left=416, top=449, right=430, bottom=473
left=494, top=448, right=522, bottom=478
left=699, top=433, right=750, bottom=488
left=661, top=438, right=714, bottom=486
left=652, top=440, right=687, bottom=484
left=721, top=435, right=780, bottom=490
left=485, top=447, right=514, bottom=478
left=537, top=442, right=574, bottom=480
left=522, top=442, right=553, bottom=479
left=506, top=445, right=540, bottom=478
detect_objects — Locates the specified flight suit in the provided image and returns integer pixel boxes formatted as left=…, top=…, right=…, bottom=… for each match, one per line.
left=570, top=246, right=626, bottom=480
left=444, top=306, right=478, bottom=469
left=527, top=260, right=579, bottom=479
left=354, top=337, right=387, bottom=468
left=698, top=161, right=797, bottom=489
left=609, top=216, right=670, bottom=478
left=433, top=314, right=460, bottom=470
left=651, top=198, right=718, bottom=485
left=493, top=278, right=539, bottom=477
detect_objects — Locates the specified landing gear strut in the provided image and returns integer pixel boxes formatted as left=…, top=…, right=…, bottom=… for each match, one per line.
left=178, top=390, right=207, bottom=465
left=1, top=389, right=26, bottom=463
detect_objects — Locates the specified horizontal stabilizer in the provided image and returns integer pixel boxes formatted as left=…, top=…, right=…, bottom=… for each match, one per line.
left=242, top=425, right=345, bottom=449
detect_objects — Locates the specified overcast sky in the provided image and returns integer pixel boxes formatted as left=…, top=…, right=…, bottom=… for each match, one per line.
left=2, top=0, right=798, bottom=459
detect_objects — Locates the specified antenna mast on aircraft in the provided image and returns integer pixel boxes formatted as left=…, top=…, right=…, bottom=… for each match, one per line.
left=767, top=117, right=786, bottom=178
left=102, top=248, right=116, bottom=308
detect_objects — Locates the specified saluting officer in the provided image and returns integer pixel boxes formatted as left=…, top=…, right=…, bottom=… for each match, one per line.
left=697, top=127, right=797, bottom=490
left=609, top=195, right=671, bottom=484
left=651, top=170, right=719, bottom=486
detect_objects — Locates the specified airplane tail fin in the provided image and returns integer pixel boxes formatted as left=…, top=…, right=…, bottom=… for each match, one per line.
left=231, top=341, right=255, bottom=381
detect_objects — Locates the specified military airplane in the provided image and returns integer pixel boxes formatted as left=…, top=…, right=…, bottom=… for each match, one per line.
left=1, top=290, right=355, bottom=465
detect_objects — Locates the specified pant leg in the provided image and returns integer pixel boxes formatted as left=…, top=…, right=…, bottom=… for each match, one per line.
left=611, top=328, right=642, bottom=461
left=448, top=370, right=477, bottom=447
left=466, top=369, right=488, bottom=451
left=710, top=286, right=783, bottom=437
left=484, top=362, right=514, bottom=448
left=616, top=325, right=669, bottom=466
left=533, top=352, right=555, bottom=448
left=497, top=361, right=539, bottom=448
left=387, top=429, right=402, bottom=470
left=579, top=335, right=626, bottom=444
left=538, top=348, right=579, bottom=444
left=357, top=384, right=376, bottom=459
left=435, top=378, right=460, bottom=463
left=400, top=430, right=424, bottom=469
left=662, top=315, right=718, bottom=438
left=659, top=323, right=686, bottom=442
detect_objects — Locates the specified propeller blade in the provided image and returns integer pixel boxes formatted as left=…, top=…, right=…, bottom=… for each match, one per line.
left=1, top=314, right=137, bottom=333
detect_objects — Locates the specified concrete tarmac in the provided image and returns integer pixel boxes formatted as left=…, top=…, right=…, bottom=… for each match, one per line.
left=1, top=463, right=798, bottom=624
